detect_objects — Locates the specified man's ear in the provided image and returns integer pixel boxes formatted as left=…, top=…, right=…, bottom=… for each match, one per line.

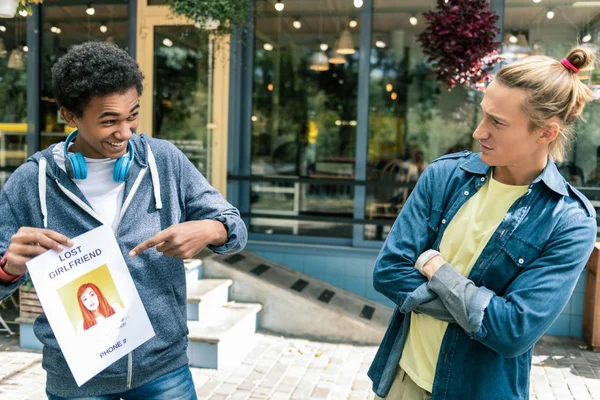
left=539, top=119, right=560, bottom=145
left=60, top=107, right=78, bottom=128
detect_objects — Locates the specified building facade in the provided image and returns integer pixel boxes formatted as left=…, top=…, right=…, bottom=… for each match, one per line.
left=1, top=0, right=599, bottom=337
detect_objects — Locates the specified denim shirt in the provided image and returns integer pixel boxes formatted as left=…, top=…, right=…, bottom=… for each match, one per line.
left=368, top=151, right=597, bottom=400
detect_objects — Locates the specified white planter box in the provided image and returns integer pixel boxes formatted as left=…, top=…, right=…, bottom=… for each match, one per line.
left=0, top=0, right=20, bottom=19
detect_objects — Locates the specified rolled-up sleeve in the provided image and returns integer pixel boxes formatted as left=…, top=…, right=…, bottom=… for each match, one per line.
left=428, top=212, right=597, bottom=358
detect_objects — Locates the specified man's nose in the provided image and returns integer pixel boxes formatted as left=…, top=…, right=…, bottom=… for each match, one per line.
left=114, top=122, right=133, bottom=140
left=472, top=121, right=489, bottom=140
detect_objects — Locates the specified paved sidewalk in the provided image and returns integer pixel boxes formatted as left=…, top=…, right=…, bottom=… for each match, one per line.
left=530, top=336, right=600, bottom=400
left=0, top=333, right=598, bottom=399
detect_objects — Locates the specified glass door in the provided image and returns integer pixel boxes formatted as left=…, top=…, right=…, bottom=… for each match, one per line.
left=153, top=26, right=212, bottom=179
left=137, top=5, right=229, bottom=192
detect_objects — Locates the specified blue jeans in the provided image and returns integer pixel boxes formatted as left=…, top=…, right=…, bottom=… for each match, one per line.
left=46, top=365, right=197, bottom=400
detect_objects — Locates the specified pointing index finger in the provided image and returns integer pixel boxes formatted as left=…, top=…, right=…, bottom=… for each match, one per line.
left=129, top=229, right=170, bottom=257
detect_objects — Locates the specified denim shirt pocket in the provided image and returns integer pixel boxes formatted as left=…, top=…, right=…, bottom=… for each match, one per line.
left=484, top=237, right=542, bottom=295
left=503, top=238, right=541, bottom=268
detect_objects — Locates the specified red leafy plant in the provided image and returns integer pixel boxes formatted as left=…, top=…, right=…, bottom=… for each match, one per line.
left=417, top=0, right=503, bottom=91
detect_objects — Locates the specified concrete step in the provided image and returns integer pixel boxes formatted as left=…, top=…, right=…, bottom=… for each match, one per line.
left=200, top=251, right=394, bottom=345
left=184, top=259, right=204, bottom=283
left=187, top=302, right=262, bottom=369
left=186, top=279, right=232, bottom=321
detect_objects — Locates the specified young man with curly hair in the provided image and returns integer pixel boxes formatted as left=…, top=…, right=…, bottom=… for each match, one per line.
left=0, top=41, right=247, bottom=399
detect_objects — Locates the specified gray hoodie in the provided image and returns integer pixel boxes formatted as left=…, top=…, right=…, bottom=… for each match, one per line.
left=0, top=134, right=247, bottom=396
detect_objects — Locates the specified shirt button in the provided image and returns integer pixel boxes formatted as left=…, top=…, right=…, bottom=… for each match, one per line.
left=518, top=258, right=524, bottom=265
left=464, top=191, right=469, bottom=196
left=442, top=219, right=447, bottom=224
left=481, top=177, right=486, bottom=182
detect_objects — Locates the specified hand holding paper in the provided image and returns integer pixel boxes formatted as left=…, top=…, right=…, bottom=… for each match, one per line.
left=129, top=220, right=227, bottom=258
left=27, top=225, right=155, bottom=386
left=6, top=227, right=73, bottom=276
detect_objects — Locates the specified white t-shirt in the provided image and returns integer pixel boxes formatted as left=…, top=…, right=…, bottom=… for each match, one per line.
left=53, top=143, right=126, bottom=233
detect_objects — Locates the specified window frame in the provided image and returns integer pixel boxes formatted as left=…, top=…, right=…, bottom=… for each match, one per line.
left=229, top=0, right=510, bottom=248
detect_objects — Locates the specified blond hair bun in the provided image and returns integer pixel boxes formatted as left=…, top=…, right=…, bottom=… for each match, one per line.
left=565, top=47, right=595, bottom=72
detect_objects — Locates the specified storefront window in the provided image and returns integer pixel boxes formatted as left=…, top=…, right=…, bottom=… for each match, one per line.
left=0, top=12, right=28, bottom=188
left=243, top=0, right=599, bottom=244
left=363, top=2, right=481, bottom=241
left=39, top=1, right=129, bottom=150
left=250, top=0, right=360, bottom=238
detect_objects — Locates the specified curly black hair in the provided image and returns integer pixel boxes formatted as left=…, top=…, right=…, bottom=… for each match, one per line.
left=51, top=41, right=144, bottom=117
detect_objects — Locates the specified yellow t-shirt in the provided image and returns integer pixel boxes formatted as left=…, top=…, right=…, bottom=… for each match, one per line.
left=399, top=173, right=529, bottom=392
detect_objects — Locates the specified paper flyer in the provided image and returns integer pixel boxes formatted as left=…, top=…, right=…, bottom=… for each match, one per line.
left=26, top=225, right=155, bottom=387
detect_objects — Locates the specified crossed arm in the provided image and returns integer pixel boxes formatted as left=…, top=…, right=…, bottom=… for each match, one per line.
left=417, top=216, right=595, bottom=358
left=373, top=166, right=597, bottom=358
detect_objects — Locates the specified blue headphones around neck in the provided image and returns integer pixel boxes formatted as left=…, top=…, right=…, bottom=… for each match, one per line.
left=64, top=130, right=134, bottom=182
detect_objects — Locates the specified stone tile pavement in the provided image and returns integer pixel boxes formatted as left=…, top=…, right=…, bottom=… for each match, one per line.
left=0, top=333, right=598, bottom=399
left=530, top=336, right=600, bottom=400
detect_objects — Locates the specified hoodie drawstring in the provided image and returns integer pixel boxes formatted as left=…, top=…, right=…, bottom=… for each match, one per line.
left=147, top=145, right=162, bottom=210
left=38, top=158, right=48, bottom=229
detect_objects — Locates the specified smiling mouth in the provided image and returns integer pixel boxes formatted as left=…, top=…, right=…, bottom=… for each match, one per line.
left=107, top=142, right=126, bottom=147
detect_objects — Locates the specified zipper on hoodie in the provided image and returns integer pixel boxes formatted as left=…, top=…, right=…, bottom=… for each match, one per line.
left=58, top=168, right=149, bottom=391
left=127, top=352, right=133, bottom=389
left=116, top=219, right=134, bottom=390
left=117, top=168, right=147, bottom=390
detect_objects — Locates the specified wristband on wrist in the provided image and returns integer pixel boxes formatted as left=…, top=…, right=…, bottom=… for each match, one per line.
left=415, top=249, right=441, bottom=275
left=0, top=252, right=24, bottom=284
